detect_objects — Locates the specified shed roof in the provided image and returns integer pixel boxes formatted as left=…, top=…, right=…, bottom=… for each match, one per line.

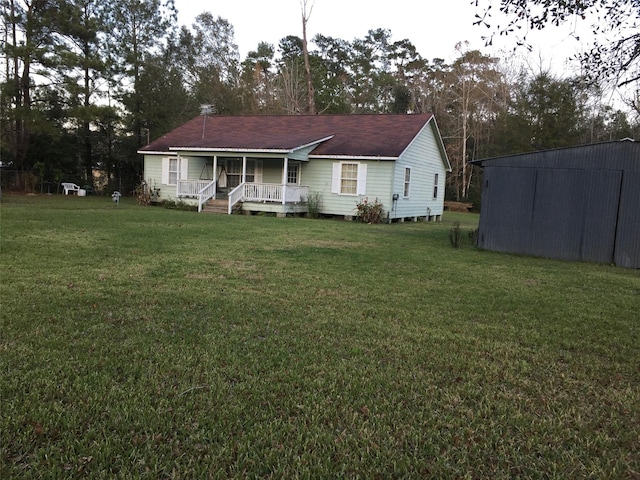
left=138, top=114, right=435, bottom=159
left=473, top=139, right=640, bottom=171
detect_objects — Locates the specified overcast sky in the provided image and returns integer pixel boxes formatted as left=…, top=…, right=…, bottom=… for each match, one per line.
left=173, top=0, right=593, bottom=75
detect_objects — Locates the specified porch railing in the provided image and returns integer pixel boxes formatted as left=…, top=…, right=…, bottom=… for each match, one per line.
left=228, top=183, right=309, bottom=214
left=177, top=179, right=214, bottom=198
left=197, top=180, right=217, bottom=213
left=228, top=183, right=245, bottom=215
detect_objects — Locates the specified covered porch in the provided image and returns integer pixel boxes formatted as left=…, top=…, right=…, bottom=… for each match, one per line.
left=175, top=154, right=309, bottom=214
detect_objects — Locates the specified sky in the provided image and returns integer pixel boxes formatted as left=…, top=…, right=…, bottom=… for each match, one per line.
left=172, top=0, right=595, bottom=75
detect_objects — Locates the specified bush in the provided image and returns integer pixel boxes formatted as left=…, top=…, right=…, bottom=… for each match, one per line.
left=355, top=197, right=384, bottom=224
left=449, top=221, right=462, bottom=248
left=305, top=191, right=322, bottom=219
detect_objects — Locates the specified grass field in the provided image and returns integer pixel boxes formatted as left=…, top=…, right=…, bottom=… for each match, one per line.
left=1, top=194, right=639, bottom=479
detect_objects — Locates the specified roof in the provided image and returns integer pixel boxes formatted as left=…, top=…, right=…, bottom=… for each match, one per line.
left=138, top=114, right=436, bottom=159
left=473, top=139, right=640, bottom=171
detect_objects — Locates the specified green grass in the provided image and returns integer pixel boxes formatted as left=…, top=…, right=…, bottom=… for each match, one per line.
left=1, top=194, right=639, bottom=479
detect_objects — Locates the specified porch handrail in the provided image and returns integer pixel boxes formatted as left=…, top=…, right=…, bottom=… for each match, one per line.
left=177, top=179, right=213, bottom=197
left=244, top=183, right=283, bottom=202
left=226, top=183, right=310, bottom=214
left=228, top=183, right=245, bottom=215
left=197, top=180, right=217, bottom=213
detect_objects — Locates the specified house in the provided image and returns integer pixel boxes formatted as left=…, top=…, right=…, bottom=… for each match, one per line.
left=473, top=139, right=640, bottom=268
left=137, top=114, right=451, bottom=221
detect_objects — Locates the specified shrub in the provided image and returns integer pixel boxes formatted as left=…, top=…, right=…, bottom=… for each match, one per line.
left=305, top=191, right=322, bottom=219
left=356, top=197, right=384, bottom=224
left=449, top=221, right=462, bottom=248
left=468, top=228, right=479, bottom=246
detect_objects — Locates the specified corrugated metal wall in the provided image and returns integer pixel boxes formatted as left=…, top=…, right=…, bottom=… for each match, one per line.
left=615, top=171, right=640, bottom=268
left=477, top=141, right=640, bottom=268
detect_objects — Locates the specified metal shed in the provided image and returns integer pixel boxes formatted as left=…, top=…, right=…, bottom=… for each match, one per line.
left=473, top=139, right=640, bottom=268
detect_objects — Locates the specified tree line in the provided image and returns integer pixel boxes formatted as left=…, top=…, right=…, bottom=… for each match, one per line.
left=2, top=0, right=638, bottom=201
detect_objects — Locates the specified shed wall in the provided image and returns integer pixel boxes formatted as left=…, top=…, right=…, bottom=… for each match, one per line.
left=478, top=163, right=638, bottom=268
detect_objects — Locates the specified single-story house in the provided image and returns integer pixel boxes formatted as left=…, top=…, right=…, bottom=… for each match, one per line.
left=137, top=114, right=451, bottom=221
left=473, top=139, right=640, bottom=268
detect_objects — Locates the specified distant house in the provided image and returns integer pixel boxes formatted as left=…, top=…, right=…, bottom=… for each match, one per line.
left=473, top=140, right=640, bottom=268
left=137, top=114, right=451, bottom=221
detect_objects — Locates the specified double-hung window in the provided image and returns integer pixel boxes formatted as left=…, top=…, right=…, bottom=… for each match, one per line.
left=332, top=162, right=367, bottom=195
left=403, top=167, right=411, bottom=197
left=287, top=162, right=300, bottom=185
left=433, top=173, right=439, bottom=199
left=168, top=158, right=178, bottom=185
left=162, top=157, right=186, bottom=185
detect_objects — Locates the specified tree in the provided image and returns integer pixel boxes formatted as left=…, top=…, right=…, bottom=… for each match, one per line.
left=241, top=42, right=278, bottom=113
left=105, top=0, right=177, bottom=147
left=492, top=72, right=586, bottom=154
left=313, top=34, right=351, bottom=113
left=300, top=0, right=315, bottom=114
left=103, top=0, right=177, bottom=191
left=176, top=13, right=241, bottom=114
left=55, top=0, right=110, bottom=183
left=1, top=0, right=58, bottom=174
left=441, top=45, right=505, bottom=200
left=474, top=0, right=640, bottom=87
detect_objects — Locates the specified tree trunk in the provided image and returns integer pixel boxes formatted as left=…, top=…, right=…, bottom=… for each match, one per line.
left=301, top=1, right=315, bottom=115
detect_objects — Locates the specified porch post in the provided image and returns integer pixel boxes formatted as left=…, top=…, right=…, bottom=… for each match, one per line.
left=242, top=156, right=247, bottom=184
left=213, top=155, right=218, bottom=196
left=282, top=157, right=288, bottom=204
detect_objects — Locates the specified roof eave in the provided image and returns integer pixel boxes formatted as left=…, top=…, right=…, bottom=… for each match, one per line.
left=169, top=147, right=292, bottom=154
left=308, top=154, right=398, bottom=161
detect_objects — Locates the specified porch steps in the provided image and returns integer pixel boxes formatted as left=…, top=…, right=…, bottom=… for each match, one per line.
left=201, top=199, right=242, bottom=215
left=201, top=199, right=228, bottom=214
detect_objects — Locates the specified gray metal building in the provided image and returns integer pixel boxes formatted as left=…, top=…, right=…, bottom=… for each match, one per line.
left=473, top=139, right=640, bottom=268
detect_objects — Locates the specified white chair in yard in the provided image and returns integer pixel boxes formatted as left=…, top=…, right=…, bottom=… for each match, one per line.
left=62, top=182, right=81, bottom=195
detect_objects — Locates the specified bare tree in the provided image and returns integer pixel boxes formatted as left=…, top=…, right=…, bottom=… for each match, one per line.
left=300, top=0, right=315, bottom=114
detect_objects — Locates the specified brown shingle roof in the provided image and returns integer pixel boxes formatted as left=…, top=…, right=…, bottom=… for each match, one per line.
left=139, top=114, right=434, bottom=158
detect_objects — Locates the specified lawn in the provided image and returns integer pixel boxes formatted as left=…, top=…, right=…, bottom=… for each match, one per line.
left=1, top=194, right=639, bottom=479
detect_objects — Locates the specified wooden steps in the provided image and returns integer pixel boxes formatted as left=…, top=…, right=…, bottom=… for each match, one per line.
left=200, top=198, right=242, bottom=214
left=201, top=199, right=228, bottom=214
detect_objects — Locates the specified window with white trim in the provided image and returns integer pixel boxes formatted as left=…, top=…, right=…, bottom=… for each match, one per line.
left=287, top=162, right=300, bottom=185
left=433, top=173, right=439, bottom=199
left=168, top=158, right=178, bottom=185
left=403, top=167, right=411, bottom=197
left=162, top=157, right=185, bottom=185
left=332, top=162, right=367, bottom=195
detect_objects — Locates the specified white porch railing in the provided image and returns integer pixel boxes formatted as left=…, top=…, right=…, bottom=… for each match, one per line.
left=197, top=180, right=217, bottom=213
left=177, top=179, right=214, bottom=198
left=244, top=183, right=283, bottom=202
left=228, top=183, right=309, bottom=214
left=228, top=183, right=245, bottom=215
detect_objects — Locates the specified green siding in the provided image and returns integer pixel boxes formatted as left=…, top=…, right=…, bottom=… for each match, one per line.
left=143, top=155, right=175, bottom=199
left=392, top=123, right=448, bottom=219
left=302, top=160, right=394, bottom=217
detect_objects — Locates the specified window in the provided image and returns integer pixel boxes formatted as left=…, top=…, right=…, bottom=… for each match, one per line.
left=332, top=162, right=367, bottom=195
left=403, top=167, right=411, bottom=197
left=245, top=159, right=263, bottom=183
left=287, top=162, right=300, bottom=184
left=433, top=173, right=439, bottom=199
left=168, top=158, right=178, bottom=185
left=341, top=163, right=358, bottom=194
left=162, top=157, right=185, bottom=185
